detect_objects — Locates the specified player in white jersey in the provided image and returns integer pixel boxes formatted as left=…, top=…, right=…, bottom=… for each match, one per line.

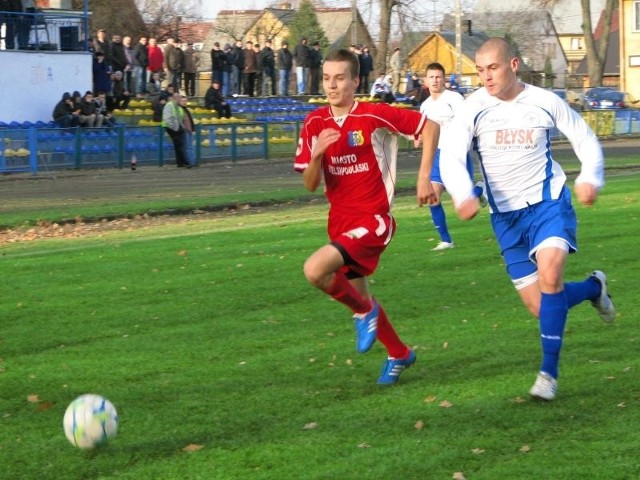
left=438, top=38, right=616, bottom=401
left=418, top=62, right=485, bottom=251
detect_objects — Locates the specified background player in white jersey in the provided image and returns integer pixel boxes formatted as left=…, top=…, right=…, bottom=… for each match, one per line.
left=418, top=62, right=486, bottom=251
left=294, top=49, right=440, bottom=384
left=439, top=38, right=616, bottom=401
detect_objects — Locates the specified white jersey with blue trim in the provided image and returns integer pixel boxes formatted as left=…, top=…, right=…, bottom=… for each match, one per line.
left=419, top=89, right=464, bottom=148
left=439, top=83, right=604, bottom=213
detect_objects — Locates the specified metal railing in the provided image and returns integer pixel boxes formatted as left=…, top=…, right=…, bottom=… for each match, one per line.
left=0, top=9, right=87, bottom=52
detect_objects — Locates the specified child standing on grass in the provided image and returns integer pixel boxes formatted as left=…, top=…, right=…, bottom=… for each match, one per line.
left=294, top=48, right=440, bottom=384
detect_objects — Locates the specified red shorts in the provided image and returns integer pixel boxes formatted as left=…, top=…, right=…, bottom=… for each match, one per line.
left=328, top=212, right=396, bottom=277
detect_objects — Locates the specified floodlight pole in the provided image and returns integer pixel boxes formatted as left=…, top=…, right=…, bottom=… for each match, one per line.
left=84, top=0, right=89, bottom=50
left=454, top=0, right=462, bottom=85
left=351, top=0, right=357, bottom=46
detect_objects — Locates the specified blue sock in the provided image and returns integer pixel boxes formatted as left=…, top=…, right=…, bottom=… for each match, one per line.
left=538, top=292, right=568, bottom=379
left=429, top=204, right=452, bottom=243
left=565, top=277, right=600, bottom=308
left=473, top=184, right=483, bottom=198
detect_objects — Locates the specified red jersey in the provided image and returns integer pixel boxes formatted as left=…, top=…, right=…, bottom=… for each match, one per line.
left=294, top=101, right=426, bottom=216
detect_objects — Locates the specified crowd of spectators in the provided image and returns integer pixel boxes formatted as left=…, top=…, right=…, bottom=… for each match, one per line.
left=5, top=8, right=385, bottom=107
left=37, top=23, right=386, bottom=130
left=46, top=28, right=387, bottom=165
left=50, top=29, right=193, bottom=130
left=52, top=90, right=117, bottom=129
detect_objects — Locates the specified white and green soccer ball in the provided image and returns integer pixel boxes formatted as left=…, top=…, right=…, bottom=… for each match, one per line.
left=63, top=394, right=118, bottom=449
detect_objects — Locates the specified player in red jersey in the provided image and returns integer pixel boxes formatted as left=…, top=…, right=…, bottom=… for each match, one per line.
left=294, top=48, right=440, bottom=384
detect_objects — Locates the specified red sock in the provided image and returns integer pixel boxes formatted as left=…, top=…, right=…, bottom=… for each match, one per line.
left=325, top=272, right=371, bottom=314
left=376, top=303, right=409, bottom=358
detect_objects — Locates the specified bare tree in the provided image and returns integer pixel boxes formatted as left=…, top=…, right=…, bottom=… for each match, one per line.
left=375, top=0, right=397, bottom=73
left=536, top=0, right=617, bottom=87
left=212, top=12, right=261, bottom=45
left=366, top=0, right=465, bottom=74
left=371, top=0, right=426, bottom=73
left=446, top=10, right=560, bottom=80
left=581, top=0, right=616, bottom=86
left=134, top=0, right=203, bottom=41
left=72, top=0, right=146, bottom=36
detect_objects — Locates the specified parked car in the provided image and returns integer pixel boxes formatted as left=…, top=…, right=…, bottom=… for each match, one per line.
left=583, top=87, right=614, bottom=104
left=584, top=89, right=626, bottom=110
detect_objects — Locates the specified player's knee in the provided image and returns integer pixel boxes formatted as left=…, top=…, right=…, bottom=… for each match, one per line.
left=537, top=270, right=564, bottom=293
left=303, top=259, right=324, bottom=287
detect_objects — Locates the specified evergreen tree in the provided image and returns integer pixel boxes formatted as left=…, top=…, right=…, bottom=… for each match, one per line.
left=287, top=0, right=329, bottom=52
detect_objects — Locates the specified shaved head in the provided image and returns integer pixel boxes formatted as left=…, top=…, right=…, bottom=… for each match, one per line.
left=475, top=37, right=522, bottom=101
left=477, top=37, right=516, bottom=64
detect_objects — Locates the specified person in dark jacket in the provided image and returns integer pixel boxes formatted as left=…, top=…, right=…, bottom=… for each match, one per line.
left=111, top=71, right=131, bottom=110
left=182, top=43, right=200, bottom=97
left=253, top=43, right=263, bottom=97
left=132, top=36, right=149, bottom=96
left=277, top=41, right=293, bottom=96
left=78, top=91, right=101, bottom=127
left=243, top=40, right=257, bottom=97
left=52, top=92, right=80, bottom=128
left=16, top=0, right=32, bottom=50
left=231, top=39, right=244, bottom=96
left=93, top=91, right=116, bottom=127
left=210, top=41, right=226, bottom=87
left=259, top=39, right=276, bottom=96
left=0, top=0, right=22, bottom=50
left=94, top=28, right=111, bottom=65
left=358, top=46, right=374, bottom=94
left=110, top=35, right=127, bottom=73
left=222, top=43, right=234, bottom=96
left=204, top=80, right=231, bottom=118
left=151, top=93, right=167, bottom=123
left=92, top=51, right=112, bottom=95
left=163, top=37, right=182, bottom=91
left=179, top=96, right=197, bottom=166
left=293, top=37, right=310, bottom=94
left=308, top=41, right=323, bottom=95
left=405, top=72, right=429, bottom=106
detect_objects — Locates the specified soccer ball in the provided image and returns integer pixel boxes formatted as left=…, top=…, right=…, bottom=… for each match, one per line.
left=63, top=394, right=119, bottom=449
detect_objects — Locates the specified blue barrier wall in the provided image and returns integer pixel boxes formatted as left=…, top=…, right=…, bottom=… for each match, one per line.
left=0, top=122, right=301, bottom=174
left=1, top=109, right=638, bottom=175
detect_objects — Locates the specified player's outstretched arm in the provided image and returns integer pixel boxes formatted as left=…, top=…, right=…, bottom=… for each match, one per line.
left=417, top=119, right=440, bottom=206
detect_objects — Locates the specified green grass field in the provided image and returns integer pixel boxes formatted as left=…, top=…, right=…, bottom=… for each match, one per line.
left=1, top=172, right=638, bottom=479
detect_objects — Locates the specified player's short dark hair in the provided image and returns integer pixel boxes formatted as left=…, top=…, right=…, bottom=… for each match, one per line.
left=426, top=62, right=445, bottom=75
left=323, top=48, right=359, bottom=79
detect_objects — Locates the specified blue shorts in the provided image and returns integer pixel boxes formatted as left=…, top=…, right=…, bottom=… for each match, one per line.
left=491, top=186, right=577, bottom=282
left=431, top=148, right=474, bottom=185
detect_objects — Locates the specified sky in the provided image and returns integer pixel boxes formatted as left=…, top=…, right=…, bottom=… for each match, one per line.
left=200, top=1, right=448, bottom=20
left=200, top=0, right=471, bottom=32
left=202, top=1, right=297, bottom=19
